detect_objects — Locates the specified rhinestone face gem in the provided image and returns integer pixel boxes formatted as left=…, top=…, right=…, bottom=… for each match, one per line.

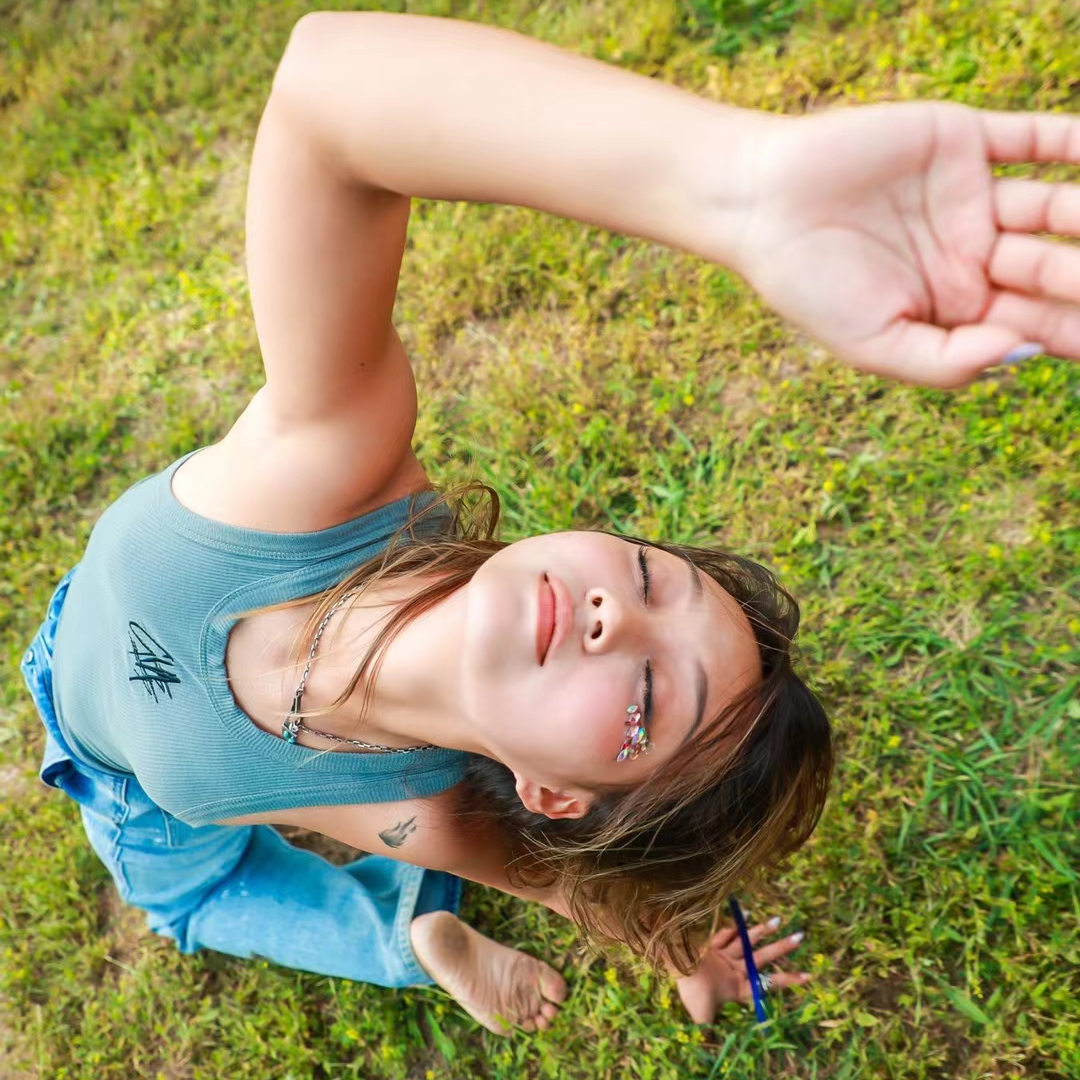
left=616, top=702, right=651, bottom=762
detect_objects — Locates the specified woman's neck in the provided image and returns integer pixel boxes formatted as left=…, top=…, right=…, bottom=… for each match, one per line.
left=285, top=576, right=488, bottom=757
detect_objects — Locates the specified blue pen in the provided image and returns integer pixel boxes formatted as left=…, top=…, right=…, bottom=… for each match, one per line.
left=729, top=895, right=768, bottom=1024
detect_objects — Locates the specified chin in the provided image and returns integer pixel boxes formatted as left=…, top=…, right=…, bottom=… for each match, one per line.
left=462, top=554, right=535, bottom=672
left=456, top=582, right=528, bottom=731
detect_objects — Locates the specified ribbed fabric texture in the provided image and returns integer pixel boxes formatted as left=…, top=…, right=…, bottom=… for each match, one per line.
left=51, top=451, right=468, bottom=826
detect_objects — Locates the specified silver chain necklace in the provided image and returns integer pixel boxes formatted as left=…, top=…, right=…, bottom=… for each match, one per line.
left=280, top=586, right=434, bottom=754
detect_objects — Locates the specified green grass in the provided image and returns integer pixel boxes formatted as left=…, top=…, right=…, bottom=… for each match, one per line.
left=2, top=0, right=1078, bottom=1077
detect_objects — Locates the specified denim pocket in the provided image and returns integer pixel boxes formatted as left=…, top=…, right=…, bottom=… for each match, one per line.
left=51, top=762, right=126, bottom=825
left=113, top=777, right=172, bottom=850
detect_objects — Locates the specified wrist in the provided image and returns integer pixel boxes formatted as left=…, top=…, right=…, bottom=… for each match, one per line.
left=670, top=106, right=788, bottom=276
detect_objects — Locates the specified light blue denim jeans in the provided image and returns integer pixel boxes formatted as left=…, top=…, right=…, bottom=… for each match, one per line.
left=21, top=569, right=461, bottom=988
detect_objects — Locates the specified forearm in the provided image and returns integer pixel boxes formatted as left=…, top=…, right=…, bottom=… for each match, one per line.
left=272, top=11, right=773, bottom=270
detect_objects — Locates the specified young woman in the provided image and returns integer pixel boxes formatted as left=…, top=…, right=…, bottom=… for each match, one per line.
left=22, top=12, right=1079, bottom=1036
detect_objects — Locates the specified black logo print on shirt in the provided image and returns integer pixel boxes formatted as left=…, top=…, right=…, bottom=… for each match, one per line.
left=127, top=622, right=181, bottom=702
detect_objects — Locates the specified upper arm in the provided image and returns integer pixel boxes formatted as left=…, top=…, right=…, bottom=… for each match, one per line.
left=233, top=791, right=558, bottom=908
left=193, top=24, right=427, bottom=529
left=245, top=74, right=411, bottom=432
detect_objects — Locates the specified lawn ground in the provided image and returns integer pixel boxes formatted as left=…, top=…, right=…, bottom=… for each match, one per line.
left=1, top=1, right=1078, bottom=1077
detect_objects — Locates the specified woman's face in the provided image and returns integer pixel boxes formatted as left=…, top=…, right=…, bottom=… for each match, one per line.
left=457, top=532, right=762, bottom=817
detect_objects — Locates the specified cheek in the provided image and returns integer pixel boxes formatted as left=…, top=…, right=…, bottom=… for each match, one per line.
left=478, top=667, right=627, bottom=778
left=546, top=669, right=627, bottom=761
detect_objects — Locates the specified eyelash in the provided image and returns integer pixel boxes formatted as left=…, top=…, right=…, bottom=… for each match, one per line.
left=637, top=546, right=654, bottom=724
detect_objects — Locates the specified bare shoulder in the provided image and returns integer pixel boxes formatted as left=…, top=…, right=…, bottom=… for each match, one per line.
left=172, top=334, right=431, bottom=533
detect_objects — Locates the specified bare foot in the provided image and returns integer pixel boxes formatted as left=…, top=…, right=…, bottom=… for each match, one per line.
left=410, top=910, right=567, bottom=1035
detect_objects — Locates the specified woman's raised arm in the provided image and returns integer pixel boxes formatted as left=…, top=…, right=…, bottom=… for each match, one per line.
left=210, top=11, right=1080, bottom=531
left=271, top=11, right=1080, bottom=397
left=198, top=12, right=766, bottom=531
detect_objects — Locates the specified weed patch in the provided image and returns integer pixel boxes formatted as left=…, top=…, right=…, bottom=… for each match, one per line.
left=2, top=0, right=1077, bottom=1077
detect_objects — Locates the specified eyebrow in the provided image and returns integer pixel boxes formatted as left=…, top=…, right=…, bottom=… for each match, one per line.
left=686, top=557, right=704, bottom=599
left=683, top=558, right=708, bottom=743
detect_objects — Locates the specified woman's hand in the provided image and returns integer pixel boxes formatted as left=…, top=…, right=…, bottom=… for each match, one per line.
left=726, top=101, right=1080, bottom=387
left=674, top=915, right=810, bottom=1024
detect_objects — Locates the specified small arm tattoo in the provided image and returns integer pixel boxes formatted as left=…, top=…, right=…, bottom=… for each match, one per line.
left=379, top=816, right=418, bottom=849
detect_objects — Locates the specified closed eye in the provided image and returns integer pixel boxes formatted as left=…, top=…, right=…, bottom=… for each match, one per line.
left=642, top=659, right=654, bottom=725
left=638, top=545, right=654, bottom=724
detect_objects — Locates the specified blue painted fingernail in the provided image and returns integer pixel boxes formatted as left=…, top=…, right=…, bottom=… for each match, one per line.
left=999, top=342, right=1045, bottom=366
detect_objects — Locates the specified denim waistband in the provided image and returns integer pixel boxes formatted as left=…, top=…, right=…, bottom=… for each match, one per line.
left=19, top=565, right=113, bottom=786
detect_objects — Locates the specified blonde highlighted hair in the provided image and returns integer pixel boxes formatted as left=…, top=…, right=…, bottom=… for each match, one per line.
left=279, top=483, right=832, bottom=974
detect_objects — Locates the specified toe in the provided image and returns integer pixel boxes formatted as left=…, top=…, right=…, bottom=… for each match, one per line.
left=540, top=1001, right=560, bottom=1022
left=540, top=967, right=568, bottom=1004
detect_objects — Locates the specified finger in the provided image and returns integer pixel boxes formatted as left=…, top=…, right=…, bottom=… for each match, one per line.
left=979, top=109, right=1080, bottom=166
left=996, top=178, right=1080, bottom=237
left=989, top=233, right=1080, bottom=304
left=764, top=971, right=812, bottom=992
left=727, top=916, right=782, bottom=959
left=983, top=288, right=1080, bottom=360
left=709, top=926, right=737, bottom=951
left=737, top=969, right=811, bottom=1005
left=863, top=316, right=1030, bottom=387
left=753, top=931, right=804, bottom=968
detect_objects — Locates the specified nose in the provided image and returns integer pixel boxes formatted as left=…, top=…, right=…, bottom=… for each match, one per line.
left=582, top=587, right=639, bottom=653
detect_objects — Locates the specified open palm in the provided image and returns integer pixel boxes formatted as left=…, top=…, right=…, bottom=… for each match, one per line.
left=733, top=101, right=1080, bottom=386
left=675, top=915, right=809, bottom=1024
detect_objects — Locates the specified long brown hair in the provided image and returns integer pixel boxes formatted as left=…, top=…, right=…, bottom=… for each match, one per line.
left=281, top=483, right=832, bottom=974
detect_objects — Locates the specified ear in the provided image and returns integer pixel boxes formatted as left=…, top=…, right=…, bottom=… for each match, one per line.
left=513, top=774, right=594, bottom=820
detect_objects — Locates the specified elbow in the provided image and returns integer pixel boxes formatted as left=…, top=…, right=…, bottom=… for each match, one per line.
left=271, top=12, right=341, bottom=106
left=273, top=10, right=395, bottom=102
left=269, top=10, right=401, bottom=161
left=266, top=11, right=378, bottom=167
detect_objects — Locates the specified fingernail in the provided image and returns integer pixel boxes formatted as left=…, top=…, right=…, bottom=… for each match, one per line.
left=998, top=342, right=1045, bottom=366
left=790, top=932, right=804, bottom=944
left=767, top=916, right=782, bottom=929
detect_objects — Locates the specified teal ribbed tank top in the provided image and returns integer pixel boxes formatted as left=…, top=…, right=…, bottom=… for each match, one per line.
left=51, top=452, right=468, bottom=827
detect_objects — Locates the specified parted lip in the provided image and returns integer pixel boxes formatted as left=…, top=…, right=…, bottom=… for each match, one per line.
left=536, top=574, right=555, bottom=665
left=537, top=572, right=572, bottom=665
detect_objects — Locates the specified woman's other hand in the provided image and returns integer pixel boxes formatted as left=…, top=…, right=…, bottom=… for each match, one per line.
left=674, top=915, right=810, bottom=1024
left=725, top=101, right=1080, bottom=387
